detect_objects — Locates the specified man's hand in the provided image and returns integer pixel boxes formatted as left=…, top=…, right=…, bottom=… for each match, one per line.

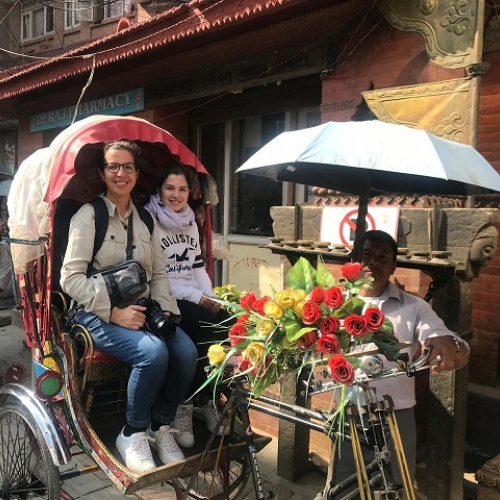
left=199, top=295, right=221, bottom=314
left=110, top=304, right=147, bottom=330
left=424, top=336, right=469, bottom=375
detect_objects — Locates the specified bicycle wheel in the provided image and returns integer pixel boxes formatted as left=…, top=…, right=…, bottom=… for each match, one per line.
left=0, top=399, right=61, bottom=499
left=173, top=455, right=251, bottom=500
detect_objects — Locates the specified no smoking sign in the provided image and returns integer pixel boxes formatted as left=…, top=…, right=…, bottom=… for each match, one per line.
left=320, top=206, right=399, bottom=248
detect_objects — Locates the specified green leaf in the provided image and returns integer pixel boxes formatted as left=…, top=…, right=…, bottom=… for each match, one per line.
left=372, top=331, right=400, bottom=361
left=285, top=323, right=315, bottom=343
left=337, top=331, right=351, bottom=352
left=377, top=319, right=395, bottom=335
left=346, top=356, right=361, bottom=370
left=286, top=257, right=317, bottom=293
left=334, top=297, right=365, bottom=318
left=282, top=317, right=302, bottom=339
left=316, top=256, right=336, bottom=289
left=250, top=362, right=282, bottom=397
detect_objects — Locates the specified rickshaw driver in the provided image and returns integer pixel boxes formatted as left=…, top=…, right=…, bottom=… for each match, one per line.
left=328, top=230, right=470, bottom=498
left=61, top=140, right=198, bottom=473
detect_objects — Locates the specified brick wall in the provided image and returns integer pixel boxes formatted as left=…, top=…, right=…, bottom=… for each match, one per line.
left=472, top=51, right=500, bottom=386
left=321, top=27, right=462, bottom=122
left=470, top=246, right=500, bottom=385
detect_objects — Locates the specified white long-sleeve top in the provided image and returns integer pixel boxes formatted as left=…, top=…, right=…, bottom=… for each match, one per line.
left=352, top=281, right=468, bottom=410
left=156, top=220, right=214, bottom=304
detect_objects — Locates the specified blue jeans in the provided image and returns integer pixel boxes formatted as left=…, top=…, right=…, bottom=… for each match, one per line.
left=75, top=309, right=198, bottom=428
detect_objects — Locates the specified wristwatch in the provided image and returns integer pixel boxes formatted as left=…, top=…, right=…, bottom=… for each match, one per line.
left=450, top=336, right=465, bottom=353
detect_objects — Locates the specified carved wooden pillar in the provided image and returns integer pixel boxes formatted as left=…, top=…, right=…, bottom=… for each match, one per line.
left=426, top=274, right=471, bottom=500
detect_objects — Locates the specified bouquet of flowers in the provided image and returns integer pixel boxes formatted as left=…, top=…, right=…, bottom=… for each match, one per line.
left=207, top=257, right=398, bottom=400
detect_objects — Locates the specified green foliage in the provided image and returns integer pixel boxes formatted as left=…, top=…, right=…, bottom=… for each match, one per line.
left=286, top=257, right=317, bottom=292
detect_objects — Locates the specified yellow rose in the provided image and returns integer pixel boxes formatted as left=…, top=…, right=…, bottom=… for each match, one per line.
left=275, top=290, right=296, bottom=309
left=291, top=289, right=307, bottom=302
left=293, top=300, right=305, bottom=319
left=207, top=344, right=226, bottom=366
left=256, top=319, right=276, bottom=337
left=242, top=342, right=266, bottom=367
left=263, top=300, right=284, bottom=320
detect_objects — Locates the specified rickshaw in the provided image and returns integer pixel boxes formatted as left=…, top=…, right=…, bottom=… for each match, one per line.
left=0, top=115, right=270, bottom=499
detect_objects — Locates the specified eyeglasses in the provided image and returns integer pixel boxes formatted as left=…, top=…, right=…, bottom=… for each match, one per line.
left=104, top=162, right=137, bottom=173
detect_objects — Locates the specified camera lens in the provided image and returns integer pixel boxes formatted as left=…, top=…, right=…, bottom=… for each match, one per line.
left=139, top=298, right=177, bottom=342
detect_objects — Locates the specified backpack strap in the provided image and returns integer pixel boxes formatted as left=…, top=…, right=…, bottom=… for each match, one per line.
left=137, top=206, right=154, bottom=236
left=90, top=198, right=154, bottom=262
left=90, top=197, right=108, bottom=262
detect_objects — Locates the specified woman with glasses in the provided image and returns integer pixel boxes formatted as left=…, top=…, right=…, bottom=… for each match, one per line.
left=61, top=140, right=198, bottom=473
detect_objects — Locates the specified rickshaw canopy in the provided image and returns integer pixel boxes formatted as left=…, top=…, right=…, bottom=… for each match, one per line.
left=43, top=115, right=209, bottom=202
left=8, top=115, right=214, bottom=274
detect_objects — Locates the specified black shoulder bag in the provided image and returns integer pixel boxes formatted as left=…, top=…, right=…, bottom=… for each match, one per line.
left=88, top=213, right=147, bottom=308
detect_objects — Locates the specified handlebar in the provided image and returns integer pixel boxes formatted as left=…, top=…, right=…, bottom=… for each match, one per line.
left=303, top=347, right=434, bottom=397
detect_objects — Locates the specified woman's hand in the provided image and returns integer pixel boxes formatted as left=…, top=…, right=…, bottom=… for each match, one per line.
left=111, top=305, right=147, bottom=330
left=199, top=295, right=221, bottom=314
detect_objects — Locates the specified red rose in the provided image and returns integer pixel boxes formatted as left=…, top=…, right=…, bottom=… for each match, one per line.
left=328, top=354, right=355, bottom=384
left=229, top=323, right=248, bottom=347
left=340, top=262, right=362, bottom=282
left=344, top=314, right=368, bottom=337
left=301, top=301, right=323, bottom=325
left=252, top=296, right=271, bottom=315
left=239, top=358, right=251, bottom=372
left=324, top=287, right=344, bottom=309
left=364, top=307, right=385, bottom=331
left=237, top=314, right=250, bottom=324
left=316, top=334, right=340, bottom=356
left=242, top=355, right=271, bottom=376
left=240, top=292, right=257, bottom=311
left=309, top=286, right=325, bottom=304
left=319, top=316, right=340, bottom=335
left=298, top=330, right=317, bottom=349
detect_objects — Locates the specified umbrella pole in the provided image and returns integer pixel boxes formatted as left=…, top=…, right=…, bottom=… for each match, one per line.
left=352, top=191, right=369, bottom=262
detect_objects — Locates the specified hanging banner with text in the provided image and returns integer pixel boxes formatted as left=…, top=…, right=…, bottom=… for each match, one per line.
left=320, top=206, right=400, bottom=248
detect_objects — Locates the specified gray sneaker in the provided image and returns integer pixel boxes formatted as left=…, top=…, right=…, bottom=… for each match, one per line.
left=195, top=400, right=230, bottom=436
left=146, top=425, right=184, bottom=465
left=172, top=404, right=195, bottom=448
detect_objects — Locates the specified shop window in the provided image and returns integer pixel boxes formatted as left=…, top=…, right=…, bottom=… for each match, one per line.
left=199, top=123, right=225, bottom=234
left=92, top=0, right=132, bottom=23
left=230, top=113, right=284, bottom=236
left=0, top=131, right=17, bottom=176
left=22, top=5, right=54, bottom=40
left=64, top=0, right=80, bottom=29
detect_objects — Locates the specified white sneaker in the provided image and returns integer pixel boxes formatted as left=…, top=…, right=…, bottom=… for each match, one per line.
left=147, top=425, right=185, bottom=465
left=172, top=404, right=195, bottom=448
left=116, top=428, right=156, bottom=473
left=195, top=400, right=230, bottom=436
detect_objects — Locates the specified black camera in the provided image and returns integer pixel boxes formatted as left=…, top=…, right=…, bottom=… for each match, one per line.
left=137, top=298, right=178, bottom=343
